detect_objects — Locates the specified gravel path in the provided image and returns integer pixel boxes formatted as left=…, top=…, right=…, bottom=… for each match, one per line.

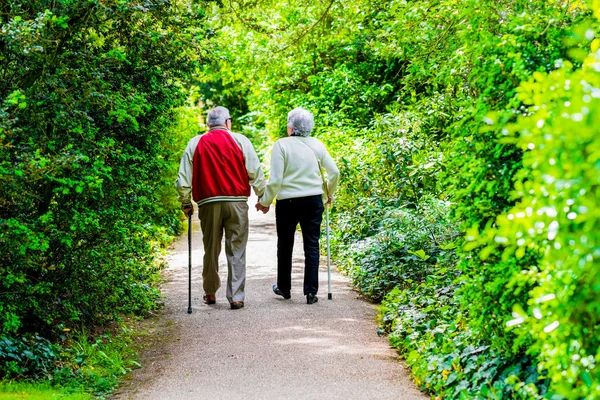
left=114, top=197, right=426, bottom=400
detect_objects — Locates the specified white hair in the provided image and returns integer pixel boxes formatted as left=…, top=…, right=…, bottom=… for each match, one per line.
left=287, top=107, right=314, bottom=137
left=207, top=106, right=231, bottom=127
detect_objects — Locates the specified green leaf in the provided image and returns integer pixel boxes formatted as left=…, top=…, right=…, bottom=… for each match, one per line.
left=582, top=371, right=593, bottom=388
left=408, top=249, right=430, bottom=260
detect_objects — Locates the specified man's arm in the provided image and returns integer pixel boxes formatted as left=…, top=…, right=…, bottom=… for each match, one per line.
left=175, top=136, right=201, bottom=212
left=231, top=132, right=266, bottom=197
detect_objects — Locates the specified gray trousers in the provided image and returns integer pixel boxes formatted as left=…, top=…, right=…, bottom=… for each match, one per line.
left=198, top=201, right=248, bottom=303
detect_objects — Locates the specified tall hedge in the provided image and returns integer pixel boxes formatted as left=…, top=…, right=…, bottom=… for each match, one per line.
left=0, top=0, right=207, bottom=338
left=471, top=21, right=600, bottom=397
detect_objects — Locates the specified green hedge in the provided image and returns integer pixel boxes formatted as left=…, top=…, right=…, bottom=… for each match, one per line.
left=0, top=0, right=205, bottom=340
left=468, top=25, right=600, bottom=397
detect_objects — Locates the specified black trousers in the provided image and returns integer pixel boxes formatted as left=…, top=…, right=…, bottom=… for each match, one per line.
left=275, top=195, right=324, bottom=296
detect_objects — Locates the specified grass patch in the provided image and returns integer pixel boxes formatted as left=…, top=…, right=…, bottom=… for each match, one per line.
left=1, top=321, right=145, bottom=399
left=0, top=381, right=90, bottom=399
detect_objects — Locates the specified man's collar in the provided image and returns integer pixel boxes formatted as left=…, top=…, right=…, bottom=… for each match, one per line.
left=208, top=124, right=228, bottom=131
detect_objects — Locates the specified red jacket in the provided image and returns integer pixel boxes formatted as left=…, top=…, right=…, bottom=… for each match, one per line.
left=191, top=129, right=250, bottom=202
left=176, top=127, right=266, bottom=207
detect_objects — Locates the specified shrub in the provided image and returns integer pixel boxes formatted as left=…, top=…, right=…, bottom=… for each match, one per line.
left=0, top=327, right=142, bottom=397
left=469, top=17, right=600, bottom=397
left=0, top=335, right=59, bottom=380
left=379, top=258, right=551, bottom=399
left=0, top=0, right=205, bottom=337
left=341, top=197, right=457, bottom=302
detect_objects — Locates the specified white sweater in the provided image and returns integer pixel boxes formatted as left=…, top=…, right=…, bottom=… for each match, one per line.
left=259, top=136, right=340, bottom=207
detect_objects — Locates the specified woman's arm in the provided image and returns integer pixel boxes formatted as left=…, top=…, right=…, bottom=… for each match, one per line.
left=321, top=145, right=340, bottom=200
left=260, top=141, right=285, bottom=207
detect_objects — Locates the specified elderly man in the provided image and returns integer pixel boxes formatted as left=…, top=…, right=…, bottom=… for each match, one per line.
left=257, top=107, right=339, bottom=304
left=176, top=106, right=266, bottom=310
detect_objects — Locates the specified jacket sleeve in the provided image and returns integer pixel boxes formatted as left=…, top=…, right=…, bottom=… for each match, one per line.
left=175, top=136, right=201, bottom=204
left=259, top=141, right=284, bottom=207
left=232, top=132, right=267, bottom=197
left=320, top=142, right=340, bottom=197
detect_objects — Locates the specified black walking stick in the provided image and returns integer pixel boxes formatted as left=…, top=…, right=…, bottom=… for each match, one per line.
left=187, top=215, right=193, bottom=314
left=326, top=204, right=332, bottom=300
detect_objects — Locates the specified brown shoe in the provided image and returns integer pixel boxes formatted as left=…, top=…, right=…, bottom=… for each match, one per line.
left=230, top=301, right=244, bottom=310
left=203, top=294, right=216, bottom=304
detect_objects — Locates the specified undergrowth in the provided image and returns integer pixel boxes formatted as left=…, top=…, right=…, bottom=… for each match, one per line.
left=0, top=322, right=147, bottom=399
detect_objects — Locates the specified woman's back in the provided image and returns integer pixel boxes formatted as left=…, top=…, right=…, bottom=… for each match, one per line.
left=273, top=136, right=325, bottom=199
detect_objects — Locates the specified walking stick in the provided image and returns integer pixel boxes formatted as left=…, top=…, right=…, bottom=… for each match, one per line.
left=187, top=215, right=193, bottom=314
left=326, top=205, right=332, bottom=300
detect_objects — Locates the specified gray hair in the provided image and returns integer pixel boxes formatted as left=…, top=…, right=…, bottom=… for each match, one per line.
left=287, top=107, right=314, bottom=137
left=207, top=106, right=231, bottom=127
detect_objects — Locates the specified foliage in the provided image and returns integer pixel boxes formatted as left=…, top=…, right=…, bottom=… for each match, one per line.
left=52, top=329, right=141, bottom=396
left=0, top=0, right=209, bottom=393
left=380, top=274, right=550, bottom=399
left=341, top=197, right=457, bottom=302
left=466, top=17, right=600, bottom=398
left=0, top=335, right=59, bottom=380
left=0, top=325, right=142, bottom=398
left=439, top=1, right=583, bottom=359
left=0, top=0, right=206, bottom=339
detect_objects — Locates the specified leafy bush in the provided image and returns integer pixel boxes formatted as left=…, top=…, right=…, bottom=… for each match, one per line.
left=0, top=0, right=205, bottom=338
left=0, top=1, right=209, bottom=391
left=0, top=335, right=59, bottom=380
left=341, top=197, right=457, bottom=302
left=0, top=328, right=142, bottom=397
left=380, top=260, right=551, bottom=399
left=439, top=1, right=583, bottom=360
left=50, top=330, right=141, bottom=396
left=467, top=17, right=600, bottom=397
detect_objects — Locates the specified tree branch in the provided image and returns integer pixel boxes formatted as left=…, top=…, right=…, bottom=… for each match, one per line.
left=273, top=0, right=336, bottom=53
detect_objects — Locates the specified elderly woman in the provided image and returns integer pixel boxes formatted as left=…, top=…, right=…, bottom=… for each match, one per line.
left=257, top=108, right=339, bottom=304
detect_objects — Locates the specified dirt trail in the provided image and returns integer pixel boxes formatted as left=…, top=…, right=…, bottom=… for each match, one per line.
left=114, top=197, right=426, bottom=400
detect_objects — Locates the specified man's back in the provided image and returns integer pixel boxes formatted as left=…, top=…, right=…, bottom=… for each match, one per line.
left=192, top=129, right=250, bottom=205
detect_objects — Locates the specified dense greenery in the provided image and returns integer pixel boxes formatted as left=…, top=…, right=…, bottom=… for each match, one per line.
left=0, top=0, right=207, bottom=338
left=198, top=0, right=600, bottom=398
left=0, top=0, right=206, bottom=395
left=0, top=328, right=141, bottom=397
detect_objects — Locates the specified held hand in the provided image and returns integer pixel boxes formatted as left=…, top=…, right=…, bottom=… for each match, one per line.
left=255, top=202, right=270, bottom=214
left=181, top=203, right=194, bottom=218
left=326, top=196, right=333, bottom=205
